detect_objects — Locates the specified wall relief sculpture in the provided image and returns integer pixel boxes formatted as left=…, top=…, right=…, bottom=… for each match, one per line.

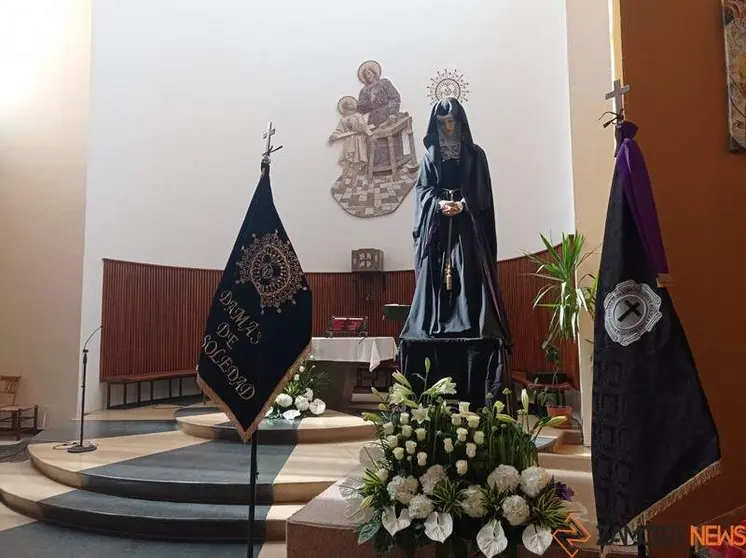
left=723, top=0, right=746, bottom=151
left=329, top=60, right=418, bottom=218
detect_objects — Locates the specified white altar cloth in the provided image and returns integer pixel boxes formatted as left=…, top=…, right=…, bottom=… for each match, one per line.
left=309, top=337, right=397, bottom=371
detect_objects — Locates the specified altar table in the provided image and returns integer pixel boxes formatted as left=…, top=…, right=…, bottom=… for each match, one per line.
left=308, top=337, right=397, bottom=412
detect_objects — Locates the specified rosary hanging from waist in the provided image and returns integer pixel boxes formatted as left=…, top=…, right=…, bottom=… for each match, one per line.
left=442, top=188, right=461, bottom=292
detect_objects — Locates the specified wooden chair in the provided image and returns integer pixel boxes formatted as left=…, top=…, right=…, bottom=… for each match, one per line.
left=0, top=376, right=38, bottom=440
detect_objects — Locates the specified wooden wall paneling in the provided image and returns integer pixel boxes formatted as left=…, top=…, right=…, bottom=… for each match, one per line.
left=100, top=256, right=579, bottom=388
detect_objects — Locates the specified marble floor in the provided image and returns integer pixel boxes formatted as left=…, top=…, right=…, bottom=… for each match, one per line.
left=0, top=400, right=375, bottom=557
left=0, top=401, right=597, bottom=558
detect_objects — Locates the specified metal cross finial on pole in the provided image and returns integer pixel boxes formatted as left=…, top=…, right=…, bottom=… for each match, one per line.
left=605, top=79, right=631, bottom=116
left=261, top=121, right=283, bottom=164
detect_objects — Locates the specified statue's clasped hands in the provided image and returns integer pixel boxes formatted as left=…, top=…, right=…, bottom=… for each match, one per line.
left=439, top=200, right=464, bottom=217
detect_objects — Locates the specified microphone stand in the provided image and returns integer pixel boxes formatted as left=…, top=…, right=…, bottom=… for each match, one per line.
left=68, top=326, right=102, bottom=454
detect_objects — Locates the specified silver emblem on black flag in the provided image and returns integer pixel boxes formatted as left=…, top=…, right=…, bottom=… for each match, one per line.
left=604, top=279, right=662, bottom=347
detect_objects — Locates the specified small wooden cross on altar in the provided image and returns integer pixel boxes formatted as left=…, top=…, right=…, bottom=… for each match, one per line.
left=605, top=79, right=631, bottom=116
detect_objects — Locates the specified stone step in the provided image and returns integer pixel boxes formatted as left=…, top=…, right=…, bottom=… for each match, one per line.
left=539, top=445, right=592, bottom=473
left=28, top=430, right=368, bottom=505
left=0, top=461, right=299, bottom=541
left=175, top=408, right=375, bottom=444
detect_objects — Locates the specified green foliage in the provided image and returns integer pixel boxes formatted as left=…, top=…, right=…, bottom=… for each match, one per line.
left=527, top=232, right=595, bottom=345
left=357, top=514, right=381, bottom=544
left=431, top=478, right=462, bottom=517
left=530, top=485, right=571, bottom=531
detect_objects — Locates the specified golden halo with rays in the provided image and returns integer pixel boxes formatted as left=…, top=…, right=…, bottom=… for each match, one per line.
left=357, top=60, right=382, bottom=84
left=337, top=95, right=358, bottom=115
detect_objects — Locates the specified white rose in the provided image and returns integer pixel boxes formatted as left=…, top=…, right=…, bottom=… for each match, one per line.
left=465, top=442, right=477, bottom=459
left=443, top=438, right=454, bottom=453
left=459, top=401, right=470, bottom=413
left=520, top=466, right=551, bottom=498
left=401, top=425, right=413, bottom=438
left=451, top=414, right=462, bottom=426
left=298, top=366, right=305, bottom=373
left=275, top=393, right=293, bottom=408
left=420, top=465, right=447, bottom=495
left=415, top=428, right=426, bottom=441
left=304, top=388, right=313, bottom=400
left=294, top=374, right=300, bottom=381
left=309, top=398, right=326, bottom=415
left=376, top=468, right=389, bottom=483
left=294, top=395, right=309, bottom=412
left=502, top=495, right=530, bottom=526
left=474, top=431, right=485, bottom=446
left=386, top=435, right=399, bottom=448
left=393, top=447, right=405, bottom=460
left=400, top=412, right=410, bottom=425
left=487, top=465, right=521, bottom=493
left=407, top=494, right=434, bottom=520
left=417, top=452, right=427, bottom=467
left=405, top=440, right=417, bottom=455
left=460, top=485, right=487, bottom=518
left=467, top=415, right=480, bottom=429
left=456, top=427, right=468, bottom=442
left=383, top=422, right=395, bottom=435
left=456, top=460, right=468, bottom=476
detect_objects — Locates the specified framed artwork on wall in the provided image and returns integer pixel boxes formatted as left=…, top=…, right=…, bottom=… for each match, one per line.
left=722, top=0, right=746, bottom=151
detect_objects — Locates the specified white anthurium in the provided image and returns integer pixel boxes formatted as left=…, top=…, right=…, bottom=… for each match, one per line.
left=423, top=511, right=453, bottom=543
left=381, top=506, right=411, bottom=536
left=343, top=492, right=374, bottom=525
left=358, top=444, right=385, bottom=468
left=282, top=409, right=300, bottom=421
left=522, top=524, right=554, bottom=555
left=476, top=519, right=508, bottom=558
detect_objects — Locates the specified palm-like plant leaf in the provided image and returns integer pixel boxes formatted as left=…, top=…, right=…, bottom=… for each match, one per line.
left=527, top=232, right=595, bottom=344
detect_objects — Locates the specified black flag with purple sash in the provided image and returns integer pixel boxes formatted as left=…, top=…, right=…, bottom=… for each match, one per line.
left=591, top=121, right=721, bottom=546
left=197, top=160, right=312, bottom=442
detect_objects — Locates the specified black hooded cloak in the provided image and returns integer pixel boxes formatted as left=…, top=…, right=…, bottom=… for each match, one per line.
left=399, top=99, right=512, bottom=406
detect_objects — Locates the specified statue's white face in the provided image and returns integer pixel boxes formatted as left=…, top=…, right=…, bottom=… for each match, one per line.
left=441, top=115, right=457, bottom=137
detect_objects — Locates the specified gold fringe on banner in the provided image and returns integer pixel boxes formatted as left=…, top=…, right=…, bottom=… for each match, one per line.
left=197, top=343, right=311, bottom=444
left=626, top=458, right=723, bottom=532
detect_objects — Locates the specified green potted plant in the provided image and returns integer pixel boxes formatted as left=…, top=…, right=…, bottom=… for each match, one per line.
left=527, top=233, right=595, bottom=425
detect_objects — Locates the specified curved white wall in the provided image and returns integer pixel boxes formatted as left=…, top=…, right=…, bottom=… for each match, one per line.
left=81, top=0, right=576, bottom=409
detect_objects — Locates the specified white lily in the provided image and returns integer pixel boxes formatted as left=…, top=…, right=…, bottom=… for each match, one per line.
left=424, top=377, right=457, bottom=397
left=412, top=406, right=430, bottom=423
left=521, top=389, right=530, bottom=413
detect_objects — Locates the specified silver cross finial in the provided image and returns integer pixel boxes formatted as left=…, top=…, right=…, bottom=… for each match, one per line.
left=605, top=79, right=631, bottom=115
left=263, top=122, right=275, bottom=155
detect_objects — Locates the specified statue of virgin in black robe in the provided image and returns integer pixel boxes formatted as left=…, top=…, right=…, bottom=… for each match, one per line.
left=399, top=98, right=513, bottom=407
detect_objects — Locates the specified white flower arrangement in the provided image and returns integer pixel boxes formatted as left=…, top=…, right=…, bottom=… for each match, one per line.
left=266, top=362, right=327, bottom=421
left=355, top=362, right=576, bottom=557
